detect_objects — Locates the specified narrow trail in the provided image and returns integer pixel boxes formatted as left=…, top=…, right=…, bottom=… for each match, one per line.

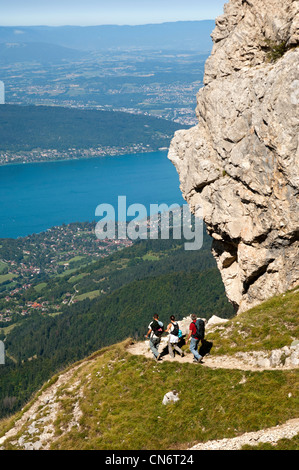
left=128, top=339, right=299, bottom=450
left=127, top=339, right=299, bottom=371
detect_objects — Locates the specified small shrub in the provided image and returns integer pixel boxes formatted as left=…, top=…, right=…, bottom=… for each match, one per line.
left=264, top=39, right=288, bottom=62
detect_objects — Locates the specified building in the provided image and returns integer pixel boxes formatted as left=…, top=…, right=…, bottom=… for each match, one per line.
left=0, top=81, right=5, bottom=104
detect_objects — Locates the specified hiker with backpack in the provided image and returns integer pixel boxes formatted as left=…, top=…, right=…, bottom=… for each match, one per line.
left=145, top=314, right=164, bottom=361
left=165, top=315, right=185, bottom=359
left=186, top=313, right=205, bottom=364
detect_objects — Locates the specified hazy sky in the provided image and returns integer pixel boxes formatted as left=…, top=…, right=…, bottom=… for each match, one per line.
left=0, top=0, right=227, bottom=26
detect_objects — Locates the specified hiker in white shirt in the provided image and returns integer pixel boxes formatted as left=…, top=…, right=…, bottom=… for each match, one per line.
left=166, top=315, right=184, bottom=358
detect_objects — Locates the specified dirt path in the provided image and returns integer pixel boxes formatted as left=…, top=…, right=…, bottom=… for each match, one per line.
left=127, top=339, right=298, bottom=371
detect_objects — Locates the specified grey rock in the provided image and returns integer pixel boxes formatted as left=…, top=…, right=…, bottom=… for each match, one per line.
left=269, top=350, right=283, bottom=367
left=168, top=0, right=299, bottom=313
left=256, top=357, right=271, bottom=369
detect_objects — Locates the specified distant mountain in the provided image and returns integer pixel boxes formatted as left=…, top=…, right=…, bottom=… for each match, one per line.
left=0, top=42, right=85, bottom=65
left=0, top=21, right=214, bottom=52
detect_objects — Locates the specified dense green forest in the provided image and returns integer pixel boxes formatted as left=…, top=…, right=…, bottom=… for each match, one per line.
left=0, top=231, right=234, bottom=418
left=0, top=105, right=187, bottom=152
left=30, top=232, right=219, bottom=304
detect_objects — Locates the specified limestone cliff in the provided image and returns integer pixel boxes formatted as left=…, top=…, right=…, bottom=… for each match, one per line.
left=168, top=0, right=299, bottom=312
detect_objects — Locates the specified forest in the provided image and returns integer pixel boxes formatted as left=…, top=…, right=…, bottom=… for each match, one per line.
left=0, top=229, right=235, bottom=418
left=0, top=105, right=186, bottom=153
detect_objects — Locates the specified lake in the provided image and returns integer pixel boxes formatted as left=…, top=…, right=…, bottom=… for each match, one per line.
left=0, top=151, right=185, bottom=239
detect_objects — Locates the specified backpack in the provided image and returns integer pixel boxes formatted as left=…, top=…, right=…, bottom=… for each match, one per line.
left=151, top=320, right=164, bottom=337
left=171, top=322, right=179, bottom=336
left=194, top=318, right=205, bottom=340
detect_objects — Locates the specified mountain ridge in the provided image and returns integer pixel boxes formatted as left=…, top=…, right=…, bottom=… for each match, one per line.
left=0, top=104, right=187, bottom=162
left=0, top=21, right=214, bottom=52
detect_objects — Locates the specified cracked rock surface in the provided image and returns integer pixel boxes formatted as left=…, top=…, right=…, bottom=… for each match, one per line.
left=168, top=0, right=299, bottom=312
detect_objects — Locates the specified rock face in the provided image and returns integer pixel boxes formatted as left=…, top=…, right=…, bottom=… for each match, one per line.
left=168, top=0, right=299, bottom=313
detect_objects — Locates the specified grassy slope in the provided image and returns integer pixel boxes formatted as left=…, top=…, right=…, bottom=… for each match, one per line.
left=0, top=288, right=298, bottom=450
left=209, top=287, right=299, bottom=355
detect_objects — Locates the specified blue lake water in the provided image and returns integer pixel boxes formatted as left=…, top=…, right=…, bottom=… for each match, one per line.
left=0, top=151, right=185, bottom=239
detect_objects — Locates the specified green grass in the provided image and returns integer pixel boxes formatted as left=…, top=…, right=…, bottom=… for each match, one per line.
left=0, top=261, right=7, bottom=274
left=34, top=282, right=47, bottom=293
left=43, top=345, right=299, bottom=450
left=142, top=253, right=161, bottom=261
left=76, top=289, right=101, bottom=301
left=208, top=288, right=299, bottom=355
left=58, top=256, right=85, bottom=266
left=68, top=273, right=89, bottom=284
left=242, top=434, right=299, bottom=450
left=2, top=337, right=297, bottom=451
left=0, top=273, right=16, bottom=284
left=57, top=268, right=78, bottom=277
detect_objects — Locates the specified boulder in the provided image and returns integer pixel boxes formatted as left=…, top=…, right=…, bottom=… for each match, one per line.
left=162, top=390, right=180, bottom=405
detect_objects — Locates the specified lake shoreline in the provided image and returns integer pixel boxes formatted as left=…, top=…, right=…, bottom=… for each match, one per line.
left=0, top=147, right=169, bottom=168
left=0, top=150, right=184, bottom=239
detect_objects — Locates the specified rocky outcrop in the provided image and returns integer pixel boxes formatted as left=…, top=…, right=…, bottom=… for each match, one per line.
left=190, top=418, right=299, bottom=450
left=168, top=0, right=299, bottom=312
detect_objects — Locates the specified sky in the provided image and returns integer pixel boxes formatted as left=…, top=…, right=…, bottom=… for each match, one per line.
left=0, top=0, right=227, bottom=26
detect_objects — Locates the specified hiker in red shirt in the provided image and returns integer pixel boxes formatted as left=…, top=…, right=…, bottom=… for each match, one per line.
left=186, top=313, right=204, bottom=363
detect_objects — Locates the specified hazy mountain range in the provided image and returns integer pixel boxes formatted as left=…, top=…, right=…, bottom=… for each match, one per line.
left=0, top=21, right=214, bottom=53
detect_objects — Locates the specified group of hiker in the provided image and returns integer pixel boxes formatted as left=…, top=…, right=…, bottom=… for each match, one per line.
left=145, top=313, right=207, bottom=363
